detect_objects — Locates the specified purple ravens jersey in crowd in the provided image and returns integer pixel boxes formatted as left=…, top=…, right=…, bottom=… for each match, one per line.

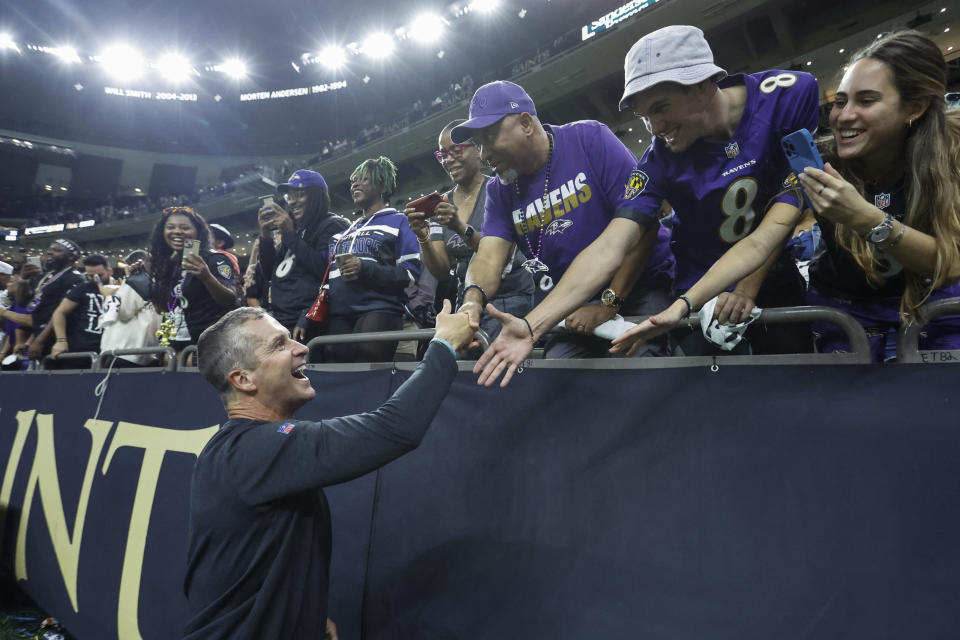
left=616, top=70, right=820, bottom=290
left=482, top=120, right=675, bottom=298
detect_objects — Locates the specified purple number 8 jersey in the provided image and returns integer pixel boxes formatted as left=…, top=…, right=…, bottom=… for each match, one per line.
left=616, top=70, right=820, bottom=290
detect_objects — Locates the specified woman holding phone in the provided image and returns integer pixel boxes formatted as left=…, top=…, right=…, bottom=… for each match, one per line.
left=325, top=156, right=422, bottom=362
left=611, top=31, right=960, bottom=361
left=149, top=206, right=241, bottom=352
left=404, top=119, right=534, bottom=342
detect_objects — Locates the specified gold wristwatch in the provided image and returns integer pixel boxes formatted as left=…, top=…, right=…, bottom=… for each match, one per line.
left=600, top=288, right=624, bottom=309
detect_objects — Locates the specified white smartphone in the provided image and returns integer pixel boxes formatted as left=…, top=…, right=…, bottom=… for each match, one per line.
left=181, top=239, right=200, bottom=266
left=27, top=256, right=42, bottom=268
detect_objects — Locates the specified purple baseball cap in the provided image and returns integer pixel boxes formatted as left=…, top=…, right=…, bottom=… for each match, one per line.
left=277, top=169, right=328, bottom=192
left=450, top=81, right=537, bottom=143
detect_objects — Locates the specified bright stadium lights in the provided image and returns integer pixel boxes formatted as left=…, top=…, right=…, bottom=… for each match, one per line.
left=470, top=0, right=501, bottom=13
left=362, top=33, right=395, bottom=59
left=50, top=46, right=81, bottom=64
left=409, top=13, right=445, bottom=43
left=320, top=45, right=347, bottom=69
left=0, top=33, right=20, bottom=53
left=157, top=53, right=193, bottom=83
left=217, top=58, right=248, bottom=79
left=100, top=45, right=145, bottom=80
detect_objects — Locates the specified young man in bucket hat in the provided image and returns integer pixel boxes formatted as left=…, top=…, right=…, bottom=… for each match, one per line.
left=473, top=25, right=820, bottom=386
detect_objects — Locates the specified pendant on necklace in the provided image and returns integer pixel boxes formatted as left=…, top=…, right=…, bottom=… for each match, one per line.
left=522, top=258, right=549, bottom=274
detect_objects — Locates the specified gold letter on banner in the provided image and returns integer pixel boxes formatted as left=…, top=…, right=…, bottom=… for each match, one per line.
left=102, top=421, right=218, bottom=640
left=7, top=412, right=114, bottom=612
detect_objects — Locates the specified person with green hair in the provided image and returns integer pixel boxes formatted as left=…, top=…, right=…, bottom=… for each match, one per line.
left=326, top=156, right=422, bottom=362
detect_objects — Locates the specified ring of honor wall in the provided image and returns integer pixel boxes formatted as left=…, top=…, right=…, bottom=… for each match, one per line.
left=1, top=364, right=959, bottom=639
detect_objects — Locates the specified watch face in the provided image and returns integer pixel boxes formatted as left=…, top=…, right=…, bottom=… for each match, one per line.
left=869, top=220, right=894, bottom=243
left=601, top=289, right=614, bottom=305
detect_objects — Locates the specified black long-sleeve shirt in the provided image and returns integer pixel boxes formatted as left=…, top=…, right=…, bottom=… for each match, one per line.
left=182, top=341, right=457, bottom=639
left=259, top=215, right=349, bottom=330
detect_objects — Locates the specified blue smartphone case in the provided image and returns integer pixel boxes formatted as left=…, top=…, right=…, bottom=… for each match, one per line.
left=781, top=129, right=824, bottom=209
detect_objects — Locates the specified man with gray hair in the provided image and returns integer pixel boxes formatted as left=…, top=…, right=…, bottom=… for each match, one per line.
left=183, top=301, right=476, bottom=639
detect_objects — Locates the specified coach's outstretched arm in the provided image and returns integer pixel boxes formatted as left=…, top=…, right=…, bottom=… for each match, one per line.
left=473, top=218, right=647, bottom=387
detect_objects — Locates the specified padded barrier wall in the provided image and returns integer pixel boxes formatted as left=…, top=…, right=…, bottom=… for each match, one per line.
left=1, top=363, right=959, bottom=639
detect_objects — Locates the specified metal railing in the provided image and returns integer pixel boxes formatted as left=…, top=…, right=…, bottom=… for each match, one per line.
left=177, top=345, right=199, bottom=369
left=306, top=328, right=491, bottom=363
left=305, top=306, right=873, bottom=364
left=4, top=302, right=941, bottom=373
left=99, top=347, right=178, bottom=372
left=40, top=351, right=99, bottom=370
left=897, top=297, right=960, bottom=364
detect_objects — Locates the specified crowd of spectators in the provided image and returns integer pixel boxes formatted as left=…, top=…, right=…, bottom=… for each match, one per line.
left=3, top=26, right=960, bottom=373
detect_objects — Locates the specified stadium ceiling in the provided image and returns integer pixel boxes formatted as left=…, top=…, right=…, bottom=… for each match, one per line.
left=0, top=0, right=629, bottom=152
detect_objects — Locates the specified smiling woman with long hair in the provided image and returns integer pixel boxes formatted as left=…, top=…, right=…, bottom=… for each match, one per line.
left=149, top=206, right=241, bottom=351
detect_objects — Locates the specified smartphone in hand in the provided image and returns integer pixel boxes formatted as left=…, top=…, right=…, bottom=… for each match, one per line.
left=407, top=192, right=444, bottom=218
left=781, top=129, right=824, bottom=207
left=181, top=239, right=201, bottom=267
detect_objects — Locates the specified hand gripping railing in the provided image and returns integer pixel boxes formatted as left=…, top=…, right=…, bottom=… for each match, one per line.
left=40, top=351, right=100, bottom=370
left=305, top=328, right=491, bottom=363
left=99, top=347, right=178, bottom=372
left=177, top=345, right=199, bottom=369
left=542, top=305, right=872, bottom=363
left=897, top=297, right=960, bottom=364
left=680, top=305, right=871, bottom=359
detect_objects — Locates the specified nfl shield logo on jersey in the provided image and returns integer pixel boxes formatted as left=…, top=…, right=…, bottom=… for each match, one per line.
left=724, top=142, right=740, bottom=158
left=874, top=193, right=891, bottom=209
left=624, top=169, right=648, bottom=199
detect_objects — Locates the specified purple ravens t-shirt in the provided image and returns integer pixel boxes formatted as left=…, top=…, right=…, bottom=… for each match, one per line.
left=616, top=70, right=820, bottom=290
left=482, top=120, right=675, bottom=299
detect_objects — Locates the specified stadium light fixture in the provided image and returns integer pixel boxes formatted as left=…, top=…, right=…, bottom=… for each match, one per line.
left=0, top=33, right=21, bottom=53
left=100, top=45, right=145, bottom=80
left=50, top=46, right=81, bottom=64
left=320, top=45, right=347, bottom=69
left=217, top=58, right=248, bottom=79
left=362, top=33, right=395, bottom=59
left=409, top=13, right=445, bottom=43
left=157, top=53, right=193, bottom=83
left=470, top=0, right=501, bottom=13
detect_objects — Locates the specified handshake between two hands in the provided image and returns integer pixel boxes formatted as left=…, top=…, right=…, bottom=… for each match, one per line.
left=432, top=300, right=480, bottom=353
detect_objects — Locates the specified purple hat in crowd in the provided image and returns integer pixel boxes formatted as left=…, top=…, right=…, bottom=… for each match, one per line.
left=450, top=81, right=537, bottom=143
left=277, top=169, right=328, bottom=192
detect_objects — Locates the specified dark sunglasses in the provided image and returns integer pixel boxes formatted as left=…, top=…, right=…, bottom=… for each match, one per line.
left=434, top=142, right=476, bottom=163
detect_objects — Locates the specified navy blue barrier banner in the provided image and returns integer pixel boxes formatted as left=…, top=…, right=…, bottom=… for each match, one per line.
left=2, top=364, right=960, bottom=639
